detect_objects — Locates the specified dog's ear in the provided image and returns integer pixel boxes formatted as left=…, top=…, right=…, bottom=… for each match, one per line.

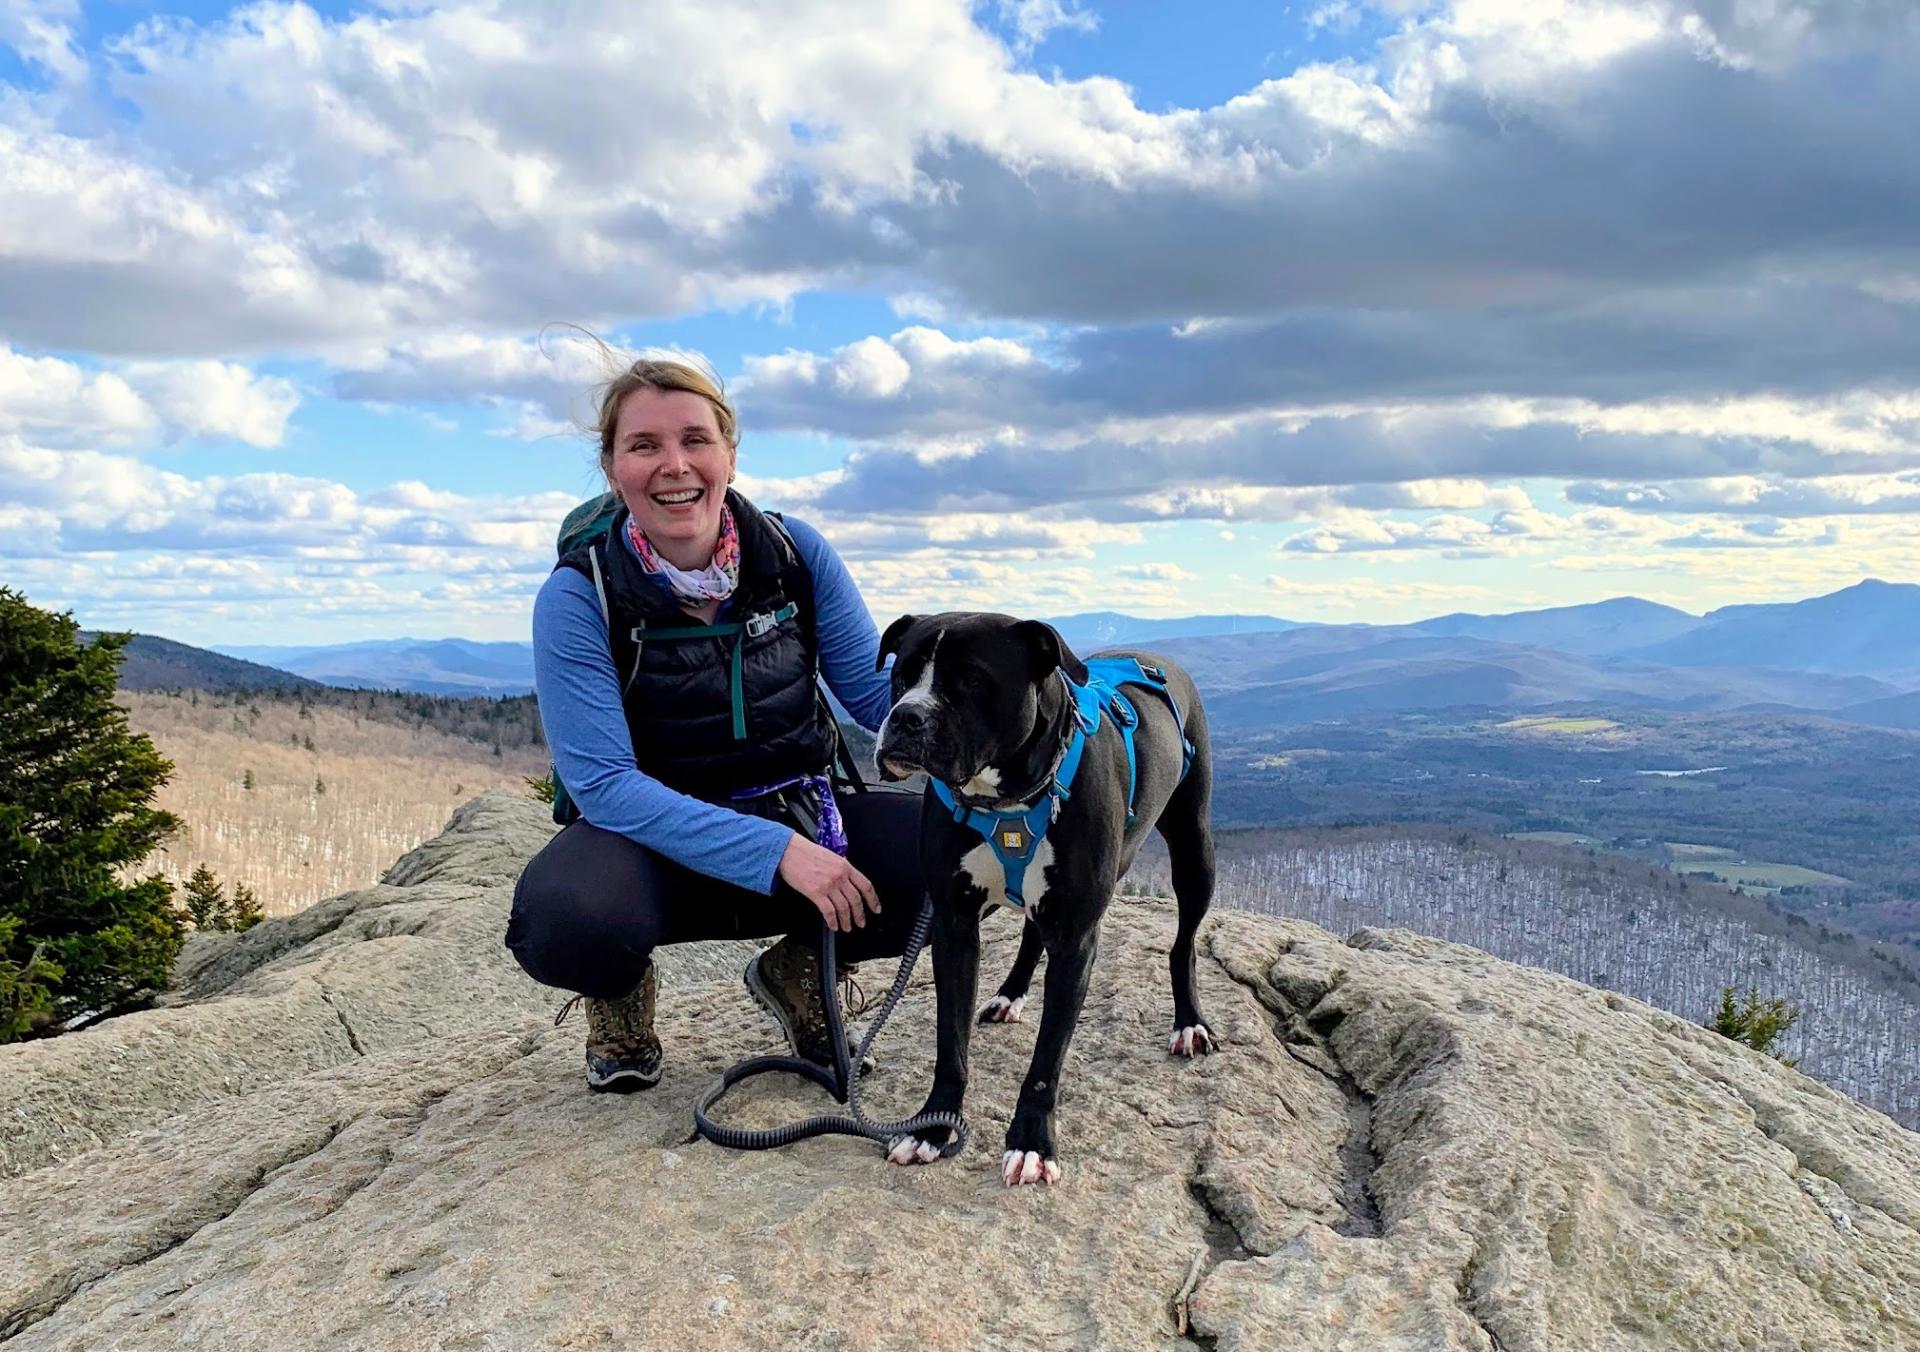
left=876, top=614, right=918, bottom=672
left=1014, top=620, right=1087, bottom=685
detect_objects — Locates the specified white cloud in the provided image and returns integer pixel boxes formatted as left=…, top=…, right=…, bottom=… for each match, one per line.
left=0, top=347, right=154, bottom=446
left=0, top=346, right=300, bottom=449
left=123, top=361, right=301, bottom=447
left=0, top=0, right=83, bottom=82
left=997, top=0, right=1099, bottom=52
left=3, top=0, right=1898, bottom=360
left=1263, top=574, right=1505, bottom=613
left=829, top=337, right=913, bottom=400
left=0, top=434, right=574, bottom=562
left=1567, top=472, right=1920, bottom=516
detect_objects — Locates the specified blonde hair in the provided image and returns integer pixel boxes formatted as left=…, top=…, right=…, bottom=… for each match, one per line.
left=551, top=327, right=739, bottom=484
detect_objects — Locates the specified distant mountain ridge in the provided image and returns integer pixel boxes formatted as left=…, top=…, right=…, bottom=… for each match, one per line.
left=84, top=633, right=321, bottom=693
left=1627, top=579, right=1920, bottom=680
left=138, top=578, right=1917, bottom=726
left=1149, top=627, right=1899, bottom=727
left=1406, top=596, right=1699, bottom=657
left=221, top=638, right=535, bottom=696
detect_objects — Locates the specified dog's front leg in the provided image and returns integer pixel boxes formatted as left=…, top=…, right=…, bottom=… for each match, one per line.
left=1002, top=922, right=1097, bottom=1186
left=979, top=916, right=1042, bottom=1024
left=886, top=879, right=980, bottom=1166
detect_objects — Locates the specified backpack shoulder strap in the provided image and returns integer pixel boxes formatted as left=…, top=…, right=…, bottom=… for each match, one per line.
left=585, top=538, right=611, bottom=632
left=761, top=509, right=802, bottom=571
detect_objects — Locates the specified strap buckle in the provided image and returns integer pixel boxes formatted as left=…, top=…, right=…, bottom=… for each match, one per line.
left=744, top=611, right=779, bottom=639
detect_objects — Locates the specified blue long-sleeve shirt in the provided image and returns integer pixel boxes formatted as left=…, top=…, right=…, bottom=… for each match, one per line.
left=532, top=512, right=894, bottom=894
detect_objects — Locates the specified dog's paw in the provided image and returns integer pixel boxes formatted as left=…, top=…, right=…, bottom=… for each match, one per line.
left=1168, top=1023, right=1216, bottom=1057
left=1001, top=1150, right=1062, bottom=1186
left=976, top=994, right=1025, bottom=1024
left=886, top=1134, right=948, bottom=1166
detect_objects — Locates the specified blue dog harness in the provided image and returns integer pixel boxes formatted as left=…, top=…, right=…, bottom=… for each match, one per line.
left=930, top=657, right=1195, bottom=909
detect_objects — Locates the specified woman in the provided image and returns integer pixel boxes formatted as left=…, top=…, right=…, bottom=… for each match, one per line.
left=506, top=355, right=924, bottom=1092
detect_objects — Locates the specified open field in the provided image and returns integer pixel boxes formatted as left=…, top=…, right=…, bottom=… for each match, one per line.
left=1496, top=715, right=1623, bottom=736
left=121, top=690, right=550, bottom=918
left=1509, top=830, right=1602, bottom=847
left=1668, top=842, right=1738, bottom=862
left=1681, top=862, right=1856, bottom=892
left=1508, top=836, right=1856, bottom=899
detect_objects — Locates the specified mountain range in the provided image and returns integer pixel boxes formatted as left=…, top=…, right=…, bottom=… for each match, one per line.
left=218, top=638, right=536, bottom=696
left=82, top=632, right=324, bottom=694
left=110, top=578, right=1914, bottom=728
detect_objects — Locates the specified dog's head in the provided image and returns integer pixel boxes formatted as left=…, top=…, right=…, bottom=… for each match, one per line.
left=872, top=611, right=1087, bottom=791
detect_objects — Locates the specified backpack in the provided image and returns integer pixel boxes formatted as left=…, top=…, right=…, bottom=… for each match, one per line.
left=541, top=493, right=857, bottom=827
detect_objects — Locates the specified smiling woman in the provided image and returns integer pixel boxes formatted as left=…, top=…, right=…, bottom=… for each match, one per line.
left=505, top=348, right=934, bottom=1097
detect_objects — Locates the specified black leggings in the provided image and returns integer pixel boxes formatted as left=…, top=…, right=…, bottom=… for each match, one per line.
left=505, top=786, right=927, bottom=999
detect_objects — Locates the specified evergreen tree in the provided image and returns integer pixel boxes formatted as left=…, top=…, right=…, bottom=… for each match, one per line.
left=0, top=915, right=63, bottom=1042
left=229, top=882, right=265, bottom=932
left=1709, top=985, right=1801, bottom=1066
left=0, top=589, right=184, bottom=1039
left=181, top=864, right=230, bottom=930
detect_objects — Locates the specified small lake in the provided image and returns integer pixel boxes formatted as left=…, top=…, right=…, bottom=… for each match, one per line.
left=1634, top=767, right=1729, bottom=778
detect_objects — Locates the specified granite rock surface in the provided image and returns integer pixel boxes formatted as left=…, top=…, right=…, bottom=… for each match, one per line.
left=4, top=790, right=1916, bottom=1350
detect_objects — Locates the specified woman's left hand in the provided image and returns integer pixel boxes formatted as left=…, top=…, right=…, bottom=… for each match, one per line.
left=777, top=833, right=881, bottom=932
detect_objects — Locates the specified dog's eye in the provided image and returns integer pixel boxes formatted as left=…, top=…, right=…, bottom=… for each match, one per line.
left=955, top=668, right=986, bottom=693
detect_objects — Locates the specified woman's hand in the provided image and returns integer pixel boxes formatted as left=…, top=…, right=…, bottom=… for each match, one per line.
left=777, top=833, right=881, bottom=933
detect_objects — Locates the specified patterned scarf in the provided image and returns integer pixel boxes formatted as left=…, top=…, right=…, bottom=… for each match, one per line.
left=625, top=503, right=741, bottom=609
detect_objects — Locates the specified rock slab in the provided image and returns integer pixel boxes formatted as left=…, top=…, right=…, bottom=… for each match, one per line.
left=3, top=790, right=1916, bottom=1350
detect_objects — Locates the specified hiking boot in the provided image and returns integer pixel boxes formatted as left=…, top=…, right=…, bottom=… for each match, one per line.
left=555, top=965, right=663, bottom=1093
left=743, top=936, right=874, bottom=1073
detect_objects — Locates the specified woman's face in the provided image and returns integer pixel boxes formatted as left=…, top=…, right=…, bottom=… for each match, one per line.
left=608, top=386, right=737, bottom=569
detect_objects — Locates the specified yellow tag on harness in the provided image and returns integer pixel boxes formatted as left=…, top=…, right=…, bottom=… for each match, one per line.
left=999, top=828, right=1026, bottom=851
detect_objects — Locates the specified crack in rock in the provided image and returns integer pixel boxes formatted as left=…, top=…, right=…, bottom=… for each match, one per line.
left=318, top=987, right=367, bottom=1057
left=1457, top=1232, right=1511, bottom=1351
left=1188, top=1168, right=1256, bottom=1269
left=1204, top=932, right=1384, bottom=1241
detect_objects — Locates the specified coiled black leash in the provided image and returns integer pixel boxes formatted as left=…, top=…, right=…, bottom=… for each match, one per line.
left=691, top=901, right=969, bottom=1156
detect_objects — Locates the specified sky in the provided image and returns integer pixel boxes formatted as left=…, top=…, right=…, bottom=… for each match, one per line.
left=2, top=0, right=1917, bottom=645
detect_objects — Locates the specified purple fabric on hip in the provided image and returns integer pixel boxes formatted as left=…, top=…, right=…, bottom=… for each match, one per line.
left=732, top=773, right=847, bottom=857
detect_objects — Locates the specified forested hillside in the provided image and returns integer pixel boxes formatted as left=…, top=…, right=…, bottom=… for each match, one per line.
left=120, top=689, right=548, bottom=917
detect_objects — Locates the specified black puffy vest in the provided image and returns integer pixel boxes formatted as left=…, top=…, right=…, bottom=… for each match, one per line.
left=555, top=491, right=837, bottom=802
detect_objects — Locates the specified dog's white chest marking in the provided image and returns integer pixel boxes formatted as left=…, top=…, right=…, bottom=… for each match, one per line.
left=959, top=837, right=1052, bottom=918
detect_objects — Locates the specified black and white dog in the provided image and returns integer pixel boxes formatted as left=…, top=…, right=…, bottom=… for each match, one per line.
left=872, top=612, right=1216, bottom=1186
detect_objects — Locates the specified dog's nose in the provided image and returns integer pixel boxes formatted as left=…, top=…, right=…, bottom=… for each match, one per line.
left=887, top=703, right=927, bottom=737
